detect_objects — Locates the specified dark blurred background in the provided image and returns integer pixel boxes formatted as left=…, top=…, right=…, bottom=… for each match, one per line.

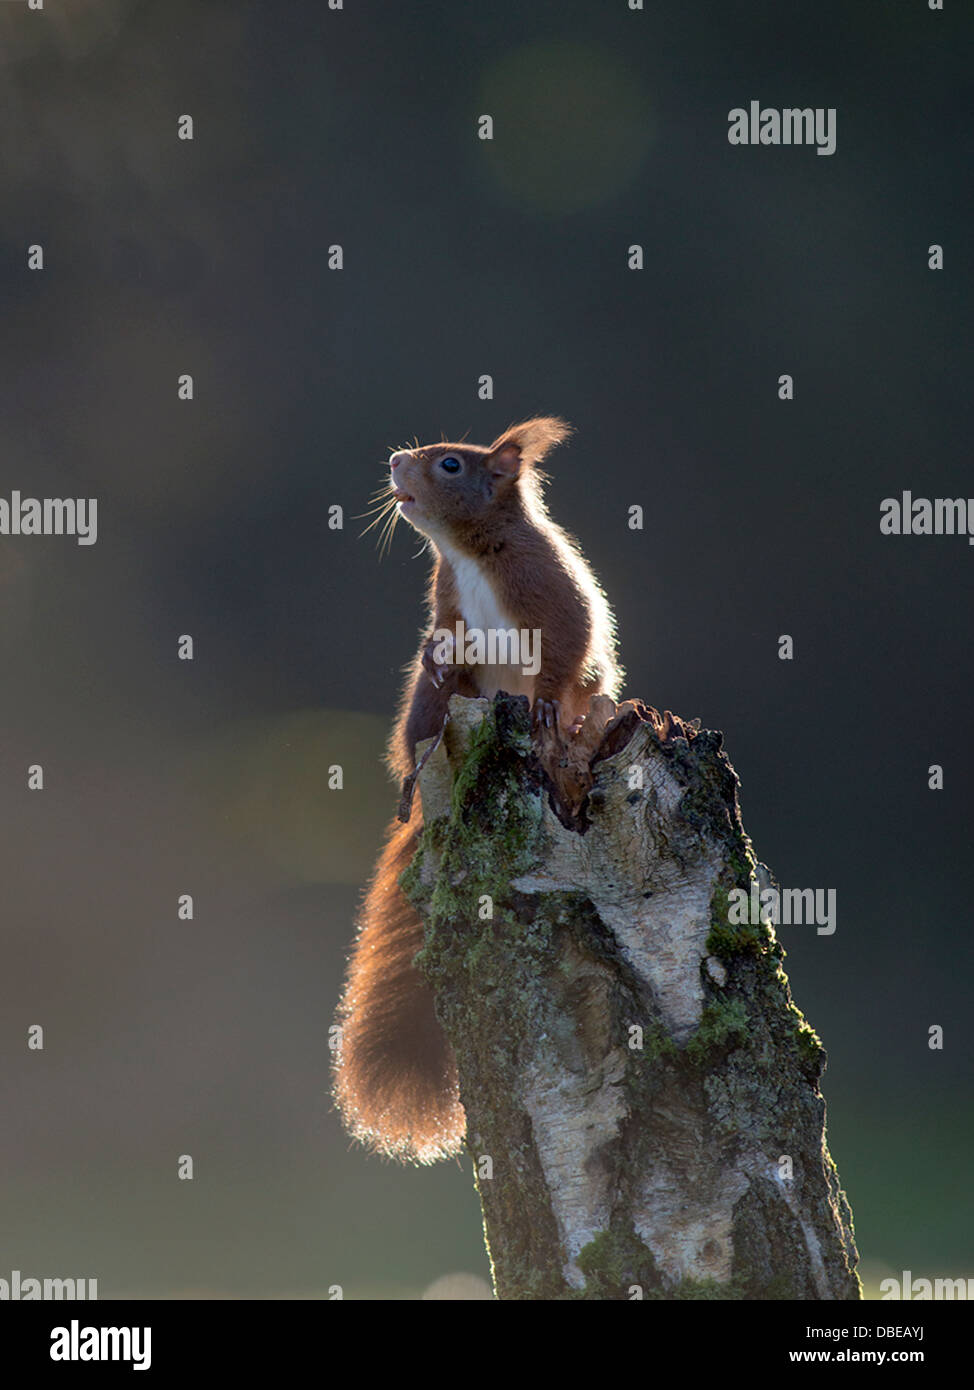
left=0, top=0, right=971, bottom=1298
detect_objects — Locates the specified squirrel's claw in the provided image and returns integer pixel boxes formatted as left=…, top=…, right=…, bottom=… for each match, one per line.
left=532, top=697, right=561, bottom=731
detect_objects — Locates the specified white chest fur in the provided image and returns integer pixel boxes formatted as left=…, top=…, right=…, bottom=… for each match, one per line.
left=439, top=545, right=536, bottom=700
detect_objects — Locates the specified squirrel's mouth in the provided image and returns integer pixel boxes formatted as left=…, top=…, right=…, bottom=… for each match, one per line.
left=392, top=488, right=415, bottom=504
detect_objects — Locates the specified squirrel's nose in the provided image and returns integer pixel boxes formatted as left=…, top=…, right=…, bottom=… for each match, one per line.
left=390, top=451, right=411, bottom=470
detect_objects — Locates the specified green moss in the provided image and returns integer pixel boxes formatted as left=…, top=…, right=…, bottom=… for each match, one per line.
left=397, top=847, right=423, bottom=901
left=421, top=708, right=541, bottom=927
left=576, top=1228, right=659, bottom=1299
left=686, top=997, right=750, bottom=1063
left=576, top=1230, right=746, bottom=1300
left=638, top=1021, right=679, bottom=1061
left=706, top=882, right=775, bottom=961
left=727, top=843, right=754, bottom=885
left=406, top=706, right=543, bottom=968
left=787, top=1005, right=826, bottom=1079
left=761, top=1273, right=806, bottom=1300
left=793, top=1016, right=824, bottom=1061
left=424, top=817, right=449, bottom=853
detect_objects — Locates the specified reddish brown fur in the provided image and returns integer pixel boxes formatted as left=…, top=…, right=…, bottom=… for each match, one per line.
left=333, top=815, right=465, bottom=1163
left=333, top=418, right=623, bottom=1162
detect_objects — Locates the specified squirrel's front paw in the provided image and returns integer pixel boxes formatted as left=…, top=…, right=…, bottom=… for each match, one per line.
left=421, top=639, right=453, bottom=690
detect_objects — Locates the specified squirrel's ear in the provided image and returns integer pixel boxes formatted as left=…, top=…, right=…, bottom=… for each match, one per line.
left=487, top=417, right=572, bottom=475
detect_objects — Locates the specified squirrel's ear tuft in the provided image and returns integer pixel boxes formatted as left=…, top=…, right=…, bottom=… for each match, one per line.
left=486, top=417, right=572, bottom=474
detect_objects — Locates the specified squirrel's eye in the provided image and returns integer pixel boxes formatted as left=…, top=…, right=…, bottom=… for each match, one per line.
left=439, top=455, right=462, bottom=474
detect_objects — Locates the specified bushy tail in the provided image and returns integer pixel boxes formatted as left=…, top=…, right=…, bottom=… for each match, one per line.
left=333, top=813, right=465, bottom=1163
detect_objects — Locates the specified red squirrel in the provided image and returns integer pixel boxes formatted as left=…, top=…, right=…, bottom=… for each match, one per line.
left=333, top=417, right=623, bottom=1162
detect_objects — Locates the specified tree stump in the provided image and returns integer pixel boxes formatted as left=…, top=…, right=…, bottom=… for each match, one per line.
left=403, top=692, right=861, bottom=1301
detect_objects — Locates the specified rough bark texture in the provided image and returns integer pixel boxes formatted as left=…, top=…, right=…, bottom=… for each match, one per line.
left=403, top=693, right=861, bottom=1301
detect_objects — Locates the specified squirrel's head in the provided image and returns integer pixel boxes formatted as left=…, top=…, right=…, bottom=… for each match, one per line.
left=385, top=417, right=572, bottom=548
